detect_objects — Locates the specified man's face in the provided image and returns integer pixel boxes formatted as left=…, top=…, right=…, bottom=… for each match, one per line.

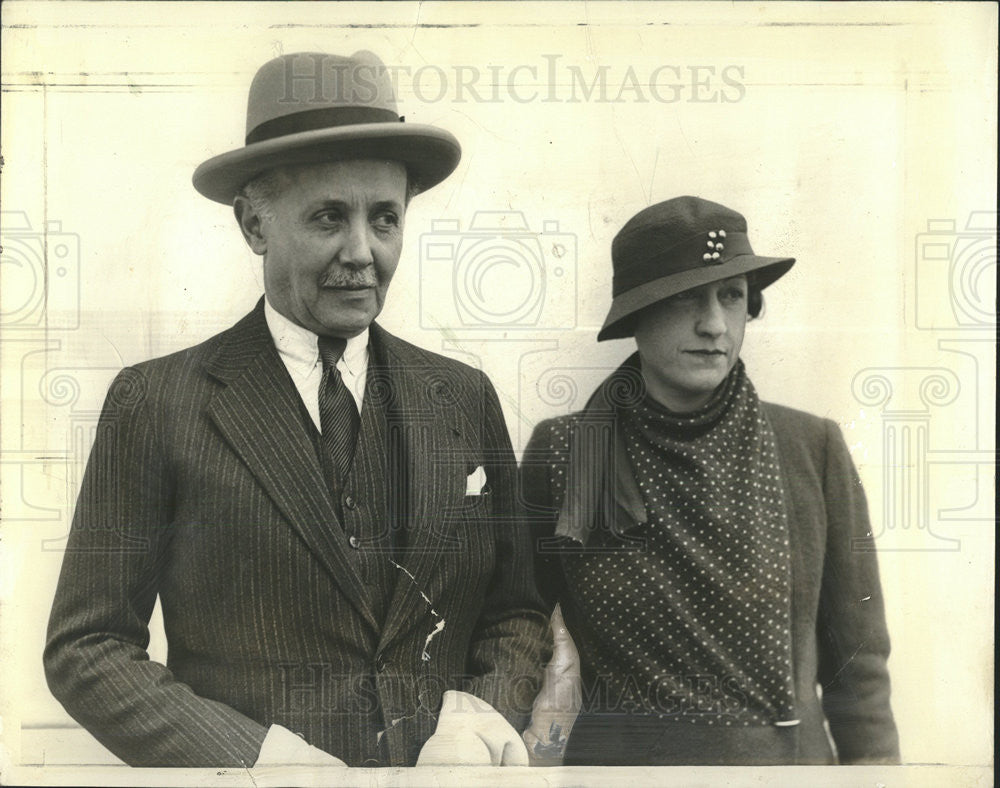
left=256, top=159, right=408, bottom=338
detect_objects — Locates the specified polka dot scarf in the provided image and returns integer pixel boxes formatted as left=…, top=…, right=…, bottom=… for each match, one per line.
left=614, top=358, right=798, bottom=725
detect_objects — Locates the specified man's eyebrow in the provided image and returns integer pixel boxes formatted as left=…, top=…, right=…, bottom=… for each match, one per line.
left=370, top=199, right=404, bottom=212
left=305, top=198, right=404, bottom=212
left=308, top=198, right=349, bottom=211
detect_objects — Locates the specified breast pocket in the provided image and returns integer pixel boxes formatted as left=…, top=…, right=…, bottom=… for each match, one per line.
left=432, top=468, right=496, bottom=556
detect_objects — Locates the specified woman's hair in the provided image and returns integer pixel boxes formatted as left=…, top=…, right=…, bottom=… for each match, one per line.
left=747, top=282, right=764, bottom=319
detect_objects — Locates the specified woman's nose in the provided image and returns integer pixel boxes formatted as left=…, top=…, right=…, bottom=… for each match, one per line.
left=695, top=298, right=727, bottom=336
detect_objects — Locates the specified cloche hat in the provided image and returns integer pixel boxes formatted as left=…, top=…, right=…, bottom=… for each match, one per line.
left=193, top=50, right=461, bottom=204
left=598, top=196, right=795, bottom=341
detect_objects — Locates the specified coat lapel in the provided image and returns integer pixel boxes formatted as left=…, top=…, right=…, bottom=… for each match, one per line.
left=370, top=325, right=473, bottom=650
left=203, top=301, right=378, bottom=631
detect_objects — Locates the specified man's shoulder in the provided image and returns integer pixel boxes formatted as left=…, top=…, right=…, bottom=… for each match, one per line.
left=372, top=324, right=486, bottom=384
left=120, top=305, right=263, bottom=389
left=128, top=323, right=234, bottom=375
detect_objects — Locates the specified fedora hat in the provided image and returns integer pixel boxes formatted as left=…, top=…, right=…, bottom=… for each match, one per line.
left=193, top=51, right=461, bottom=204
left=598, top=196, right=795, bottom=341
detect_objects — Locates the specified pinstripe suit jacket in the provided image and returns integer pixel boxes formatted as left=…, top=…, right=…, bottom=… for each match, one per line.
left=44, top=300, right=550, bottom=767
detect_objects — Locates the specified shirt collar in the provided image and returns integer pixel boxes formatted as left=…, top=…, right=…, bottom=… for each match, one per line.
left=264, top=296, right=369, bottom=376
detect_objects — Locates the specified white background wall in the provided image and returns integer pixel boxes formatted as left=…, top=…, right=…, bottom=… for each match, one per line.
left=1, top=1, right=995, bottom=780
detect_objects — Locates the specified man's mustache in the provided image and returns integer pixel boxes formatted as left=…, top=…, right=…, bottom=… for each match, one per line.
left=319, top=271, right=379, bottom=288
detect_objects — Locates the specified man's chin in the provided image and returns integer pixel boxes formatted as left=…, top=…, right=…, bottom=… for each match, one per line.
left=313, top=308, right=378, bottom=338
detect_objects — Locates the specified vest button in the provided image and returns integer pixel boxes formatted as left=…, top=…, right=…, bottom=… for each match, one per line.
left=348, top=535, right=360, bottom=549
left=344, top=495, right=357, bottom=510
left=375, top=653, right=387, bottom=672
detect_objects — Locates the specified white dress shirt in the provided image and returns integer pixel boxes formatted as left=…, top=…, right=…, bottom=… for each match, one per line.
left=264, top=297, right=368, bottom=430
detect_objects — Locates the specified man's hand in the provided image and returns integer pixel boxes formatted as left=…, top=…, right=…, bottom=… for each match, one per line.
left=253, top=725, right=348, bottom=767
left=417, top=690, right=529, bottom=766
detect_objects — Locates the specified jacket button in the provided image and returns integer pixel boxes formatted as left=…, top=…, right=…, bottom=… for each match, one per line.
left=375, top=653, right=387, bottom=672
left=344, top=495, right=357, bottom=510
left=348, top=535, right=360, bottom=549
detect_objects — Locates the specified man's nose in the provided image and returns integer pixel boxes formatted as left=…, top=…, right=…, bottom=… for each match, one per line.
left=339, top=220, right=374, bottom=267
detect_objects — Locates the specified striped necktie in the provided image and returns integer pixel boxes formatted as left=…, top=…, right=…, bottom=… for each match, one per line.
left=317, top=335, right=359, bottom=484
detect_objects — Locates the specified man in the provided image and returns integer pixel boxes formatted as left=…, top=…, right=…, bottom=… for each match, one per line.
left=44, top=50, right=550, bottom=768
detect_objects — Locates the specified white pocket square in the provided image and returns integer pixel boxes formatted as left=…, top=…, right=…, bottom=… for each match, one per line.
left=465, top=465, right=487, bottom=495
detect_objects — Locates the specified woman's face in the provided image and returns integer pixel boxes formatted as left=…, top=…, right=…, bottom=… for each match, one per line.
left=633, top=275, right=749, bottom=412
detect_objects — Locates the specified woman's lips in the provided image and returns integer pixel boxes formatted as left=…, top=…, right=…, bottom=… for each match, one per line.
left=683, top=349, right=729, bottom=364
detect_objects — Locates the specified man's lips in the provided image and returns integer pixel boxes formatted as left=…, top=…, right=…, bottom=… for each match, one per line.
left=321, top=283, right=375, bottom=292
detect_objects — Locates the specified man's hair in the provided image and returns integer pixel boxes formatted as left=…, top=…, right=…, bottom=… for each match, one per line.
left=236, top=164, right=419, bottom=217
left=238, top=169, right=284, bottom=222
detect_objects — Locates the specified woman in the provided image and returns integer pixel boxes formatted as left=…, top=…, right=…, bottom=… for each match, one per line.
left=521, top=196, right=900, bottom=765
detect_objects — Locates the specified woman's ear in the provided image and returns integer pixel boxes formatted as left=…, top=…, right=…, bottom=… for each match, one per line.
left=234, top=195, right=268, bottom=256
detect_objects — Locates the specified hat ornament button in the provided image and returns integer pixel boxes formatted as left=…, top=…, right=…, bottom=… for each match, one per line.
left=703, top=230, right=725, bottom=263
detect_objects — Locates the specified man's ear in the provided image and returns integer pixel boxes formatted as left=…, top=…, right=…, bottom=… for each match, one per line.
left=234, top=195, right=268, bottom=256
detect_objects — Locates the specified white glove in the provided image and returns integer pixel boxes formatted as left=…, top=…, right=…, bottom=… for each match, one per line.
left=417, top=690, right=529, bottom=766
left=522, top=605, right=582, bottom=764
left=253, top=724, right=348, bottom=767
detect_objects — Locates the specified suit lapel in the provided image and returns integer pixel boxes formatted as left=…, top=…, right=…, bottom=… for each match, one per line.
left=371, top=325, right=473, bottom=650
left=203, top=301, right=378, bottom=631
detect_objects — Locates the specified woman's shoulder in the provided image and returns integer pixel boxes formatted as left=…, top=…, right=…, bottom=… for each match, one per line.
left=523, top=411, right=583, bottom=455
left=761, top=401, right=856, bottom=476
left=762, top=401, right=836, bottom=439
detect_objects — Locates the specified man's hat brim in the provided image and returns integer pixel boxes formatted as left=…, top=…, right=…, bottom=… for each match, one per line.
left=192, top=122, right=461, bottom=205
left=597, top=254, right=795, bottom=341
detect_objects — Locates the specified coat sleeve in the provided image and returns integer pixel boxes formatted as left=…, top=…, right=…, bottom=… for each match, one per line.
left=461, top=373, right=552, bottom=732
left=815, top=419, right=901, bottom=764
left=43, top=368, right=269, bottom=767
left=518, top=417, right=567, bottom=609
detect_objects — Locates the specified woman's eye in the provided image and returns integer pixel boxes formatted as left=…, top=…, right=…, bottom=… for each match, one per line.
left=721, top=288, right=746, bottom=304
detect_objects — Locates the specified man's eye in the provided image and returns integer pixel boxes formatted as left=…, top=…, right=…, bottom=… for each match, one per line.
left=372, top=212, right=400, bottom=230
left=316, top=210, right=344, bottom=225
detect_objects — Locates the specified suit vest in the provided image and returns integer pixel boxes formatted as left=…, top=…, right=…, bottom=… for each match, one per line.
left=302, top=360, right=399, bottom=624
